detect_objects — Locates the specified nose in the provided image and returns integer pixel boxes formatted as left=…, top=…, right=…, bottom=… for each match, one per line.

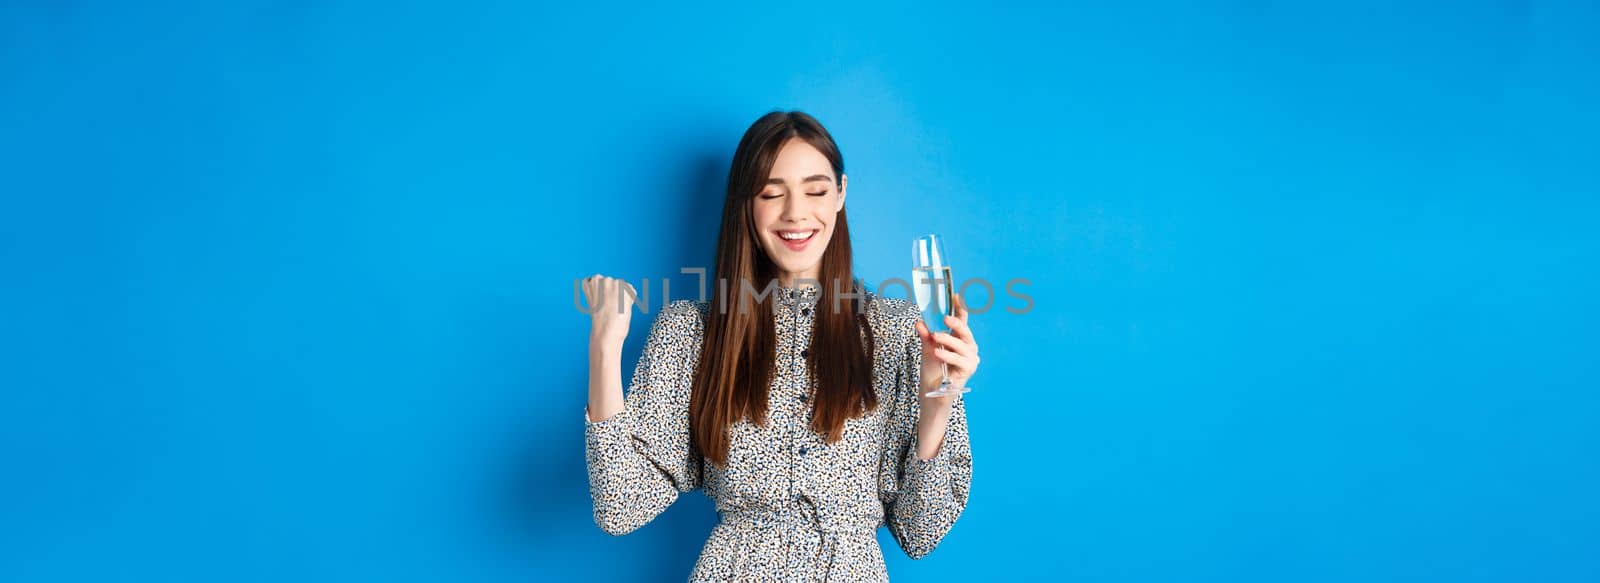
left=780, top=191, right=807, bottom=223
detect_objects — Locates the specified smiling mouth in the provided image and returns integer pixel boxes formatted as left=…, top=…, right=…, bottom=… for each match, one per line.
left=775, top=229, right=819, bottom=249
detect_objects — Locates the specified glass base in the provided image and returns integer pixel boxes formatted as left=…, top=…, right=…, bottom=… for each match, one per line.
left=923, top=383, right=972, bottom=399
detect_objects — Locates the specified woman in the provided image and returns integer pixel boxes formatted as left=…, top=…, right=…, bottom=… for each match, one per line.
left=580, top=111, right=979, bottom=581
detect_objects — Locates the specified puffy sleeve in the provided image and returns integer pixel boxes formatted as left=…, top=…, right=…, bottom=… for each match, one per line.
left=583, top=300, right=704, bottom=536
left=878, top=310, right=974, bottom=559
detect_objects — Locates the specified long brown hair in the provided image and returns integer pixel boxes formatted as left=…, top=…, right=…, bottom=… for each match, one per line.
left=689, top=111, right=877, bottom=467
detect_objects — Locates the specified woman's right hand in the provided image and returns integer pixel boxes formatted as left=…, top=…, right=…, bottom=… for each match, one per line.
left=583, top=274, right=636, bottom=353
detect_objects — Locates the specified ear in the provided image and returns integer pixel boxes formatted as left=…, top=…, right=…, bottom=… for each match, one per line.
left=836, top=174, right=848, bottom=212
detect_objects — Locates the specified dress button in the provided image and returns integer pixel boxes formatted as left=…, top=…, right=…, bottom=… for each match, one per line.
left=798, top=447, right=808, bottom=455
left=798, top=394, right=807, bottom=402
left=801, top=307, right=812, bottom=316
left=801, top=349, right=809, bottom=358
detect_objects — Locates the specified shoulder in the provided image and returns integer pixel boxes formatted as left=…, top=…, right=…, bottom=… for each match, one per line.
left=637, top=300, right=709, bottom=369
left=649, top=299, right=709, bottom=337
left=861, top=289, right=919, bottom=346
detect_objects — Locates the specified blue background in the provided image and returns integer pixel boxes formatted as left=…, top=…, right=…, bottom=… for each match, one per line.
left=3, top=1, right=1597, bottom=581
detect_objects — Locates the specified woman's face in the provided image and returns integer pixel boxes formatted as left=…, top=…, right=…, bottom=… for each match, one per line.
left=752, top=138, right=847, bottom=285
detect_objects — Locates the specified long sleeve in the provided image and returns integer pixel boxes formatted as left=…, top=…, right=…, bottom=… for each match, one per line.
left=878, top=323, right=974, bottom=559
left=584, top=300, right=704, bottom=536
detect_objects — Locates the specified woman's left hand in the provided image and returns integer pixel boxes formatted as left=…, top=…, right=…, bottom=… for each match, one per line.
left=916, top=293, right=980, bottom=407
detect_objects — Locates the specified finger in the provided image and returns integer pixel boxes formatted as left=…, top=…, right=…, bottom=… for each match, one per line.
left=941, top=315, right=978, bottom=353
left=933, top=347, right=976, bottom=371
left=943, top=314, right=973, bottom=343
left=914, top=320, right=931, bottom=342
left=932, top=331, right=976, bottom=355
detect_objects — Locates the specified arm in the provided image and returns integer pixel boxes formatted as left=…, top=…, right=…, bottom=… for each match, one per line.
left=915, top=396, right=957, bottom=461
left=587, top=343, right=625, bottom=423
left=914, top=293, right=980, bottom=460
left=882, top=302, right=976, bottom=559
left=584, top=274, right=631, bottom=422
left=581, top=276, right=702, bottom=535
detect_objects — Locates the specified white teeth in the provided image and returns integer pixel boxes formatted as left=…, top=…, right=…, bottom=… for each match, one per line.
left=779, top=230, right=814, bottom=241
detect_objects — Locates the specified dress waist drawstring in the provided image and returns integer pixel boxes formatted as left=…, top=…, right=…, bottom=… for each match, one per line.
left=720, top=504, right=877, bottom=581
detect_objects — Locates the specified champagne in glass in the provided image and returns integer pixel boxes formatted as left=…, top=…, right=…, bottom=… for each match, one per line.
left=912, top=233, right=971, bottom=398
left=911, top=265, right=953, bottom=333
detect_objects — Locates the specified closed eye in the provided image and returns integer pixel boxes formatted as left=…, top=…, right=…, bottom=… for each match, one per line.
left=759, top=191, right=827, bottom=199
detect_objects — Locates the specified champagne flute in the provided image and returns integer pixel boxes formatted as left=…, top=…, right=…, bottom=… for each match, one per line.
left=912, top=233, right=971, bottom=398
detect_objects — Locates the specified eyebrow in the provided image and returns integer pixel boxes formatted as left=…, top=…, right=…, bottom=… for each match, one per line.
left=765, top=174, right=835, bottom=186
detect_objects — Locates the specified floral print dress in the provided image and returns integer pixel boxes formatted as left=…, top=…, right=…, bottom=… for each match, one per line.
left=583, top=284, right=973, bottom=581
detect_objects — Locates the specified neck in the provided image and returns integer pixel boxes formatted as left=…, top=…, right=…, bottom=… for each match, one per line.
left=778, top=270, right=822, bottom=289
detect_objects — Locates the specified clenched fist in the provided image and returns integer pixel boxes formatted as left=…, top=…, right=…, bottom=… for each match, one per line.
left=582, top=274, right=637, bottom=352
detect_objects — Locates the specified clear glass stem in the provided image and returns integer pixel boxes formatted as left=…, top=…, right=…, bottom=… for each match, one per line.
left=925, top=357, right=970, bottom=398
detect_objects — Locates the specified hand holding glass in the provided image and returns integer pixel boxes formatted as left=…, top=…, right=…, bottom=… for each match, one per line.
left=913, top=233, right=972, bottom=398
